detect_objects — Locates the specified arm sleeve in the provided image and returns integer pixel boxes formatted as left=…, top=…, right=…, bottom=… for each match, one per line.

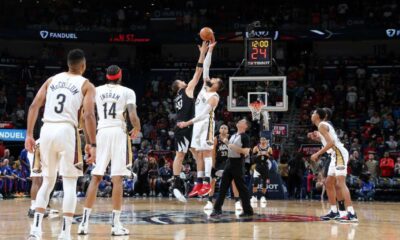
left=203, top=51, right=212, bottom=80
left=126, top=88, right=136, bottom=105
left=191, top=104, right=212, bottom=123
left=241, top=134, right=250, bottom=148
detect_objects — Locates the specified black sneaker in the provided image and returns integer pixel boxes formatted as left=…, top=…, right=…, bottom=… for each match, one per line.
left=210, top=209, right=222, bottom=217
left=320, top=211, right=339, bottom=221
left=338, top=212, right=359, bottom=223
left=239, top=211, right=254, bottom=218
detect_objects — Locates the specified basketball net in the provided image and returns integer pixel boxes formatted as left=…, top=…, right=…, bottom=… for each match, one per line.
left=249, top=100, right=270, bottom=131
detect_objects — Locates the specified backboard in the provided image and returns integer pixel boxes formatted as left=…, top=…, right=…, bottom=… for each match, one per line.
left=228, top=76, right=288, bottom=112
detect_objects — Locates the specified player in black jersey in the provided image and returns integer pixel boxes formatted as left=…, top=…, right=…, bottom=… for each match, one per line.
left=204, top=125, right=242, bottom=211
left=171, top=41, right=209, bottom=202
left=250, top=137, right=273, bottom=207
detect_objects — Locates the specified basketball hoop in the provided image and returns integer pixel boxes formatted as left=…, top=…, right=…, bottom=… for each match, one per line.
left=249, top=100, right=265, bottom=121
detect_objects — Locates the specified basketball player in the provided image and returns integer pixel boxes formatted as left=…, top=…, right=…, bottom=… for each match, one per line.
left=308, top=108, right=347, bottom=220
left=25, top=49, right=97, bottom=240
left=171, top=41, right=209, bottom=202
left=204, top=124, right=242, bottom=211
left=310, top=109, right=358, bottom=222
left=177, top=42, right=224, bottom=198
left=211, top=119, right=253, bottom=217
left=78, top=65, right=141, bottom=236
left=250, top=137, right=273, bottom=206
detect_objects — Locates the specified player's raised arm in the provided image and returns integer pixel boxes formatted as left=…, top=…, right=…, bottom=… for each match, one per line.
left=25, top=78, right=51, bottom=153
left=203, top=41, right=217, bottom=85
left=186, top=41, right=208, bottom=96
left=82, top=80, right=97, bottom=164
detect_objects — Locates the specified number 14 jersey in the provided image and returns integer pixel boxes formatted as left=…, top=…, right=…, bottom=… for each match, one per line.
left=96, top=84, right=136, bottom=130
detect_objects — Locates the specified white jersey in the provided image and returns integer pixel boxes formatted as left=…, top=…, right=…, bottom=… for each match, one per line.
left=194, top=87, right=219, bottom=122
left=43, top=72, right=86, bottom=127
left=318, top=121, right=344, bottom=154
left=96, top=84, right=136, bottom=130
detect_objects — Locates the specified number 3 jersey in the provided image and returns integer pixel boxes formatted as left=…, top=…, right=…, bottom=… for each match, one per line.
left=95, top=84, right=136, bottom=130
left=43, top=72, right=86, bottom=127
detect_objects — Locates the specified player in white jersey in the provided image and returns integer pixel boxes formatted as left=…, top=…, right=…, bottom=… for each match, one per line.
left=25, top=49, right=97, bottom=240
left=310, top=108, right=358, bottom=223
left=177, top=42, right=224, bottom=198
left=78, top=65, right=141, bottom=236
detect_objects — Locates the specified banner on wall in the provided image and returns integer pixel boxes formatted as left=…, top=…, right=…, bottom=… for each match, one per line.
left=0, top=129, right=26, bottom=141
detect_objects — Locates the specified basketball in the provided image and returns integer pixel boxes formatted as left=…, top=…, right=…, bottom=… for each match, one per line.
left=200, top=27, right=214, bottom=41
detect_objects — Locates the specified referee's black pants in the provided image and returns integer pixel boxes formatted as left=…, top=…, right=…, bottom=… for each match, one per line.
left=214, top=158, right=253, bottom=213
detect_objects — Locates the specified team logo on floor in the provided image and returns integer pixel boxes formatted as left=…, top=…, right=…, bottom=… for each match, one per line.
left=73, top=210, right=321, bottom=225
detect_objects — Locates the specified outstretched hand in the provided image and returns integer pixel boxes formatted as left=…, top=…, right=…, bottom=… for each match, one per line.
left=25, top=136, right=36, bottom=153
left=208, top=41, right=217, bottom=50
left=198, top=41, right=209, bottom=55
left=177, top=121, right=190, bottom=129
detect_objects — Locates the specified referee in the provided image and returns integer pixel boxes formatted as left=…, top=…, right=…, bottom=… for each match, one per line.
left=211, top=119, right=254, bottom=217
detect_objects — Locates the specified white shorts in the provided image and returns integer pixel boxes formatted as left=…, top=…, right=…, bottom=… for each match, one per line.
left=191, top=120, right=214, bottom=151
left=39, top=122, right=83, bottom=178
left=327, top=147, right=349, bottom=177
left=91, top=127, right=132, bottom=177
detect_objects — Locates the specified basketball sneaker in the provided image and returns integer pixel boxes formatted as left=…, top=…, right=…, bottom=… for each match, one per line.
left=111, top=225, right=129, bottom=236
left=27, top=233, right=41, bottom=240
left=198, top=183, right=212, bottom=197
left=337, top=212, right=359, bottom=223
left=239, top=210, right=254, bottom=217
left=320, top=211, right=339, bottom=221
left=172, top=177, right=187, bottom=203
left=235, top=201, right=243, bottom=211
left=188, top=183, right=203, bottom=198
left=250, top=196, right=258, bottom=207
left=204, top=201, right=213, bottom=210
left=210, top=209, right=222, bottom=217
left=78, top=221, right=88, bottom=235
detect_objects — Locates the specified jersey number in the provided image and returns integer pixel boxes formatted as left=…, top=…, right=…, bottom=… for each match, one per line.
left=54, top=94, right=66, bottom=113
left=103, top=102, right=116, bottom=119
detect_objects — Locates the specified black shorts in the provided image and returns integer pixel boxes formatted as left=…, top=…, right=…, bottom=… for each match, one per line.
left=174, top=126, right=193, bottom=153
left=215, top=158, right=227, bottom=171
left=255, top=163, right=269, bottom=179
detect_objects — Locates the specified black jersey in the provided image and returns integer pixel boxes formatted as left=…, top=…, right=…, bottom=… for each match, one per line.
left=216, top=137, right=229, bottom=163
left=255, top=144, right=271, bottom=164
left=174, top=88, right=194, bottom=122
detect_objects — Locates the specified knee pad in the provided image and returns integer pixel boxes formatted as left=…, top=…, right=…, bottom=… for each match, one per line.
left=62, top=177, right=78, bottom=214
left=35, top=176, right=57, bottom=209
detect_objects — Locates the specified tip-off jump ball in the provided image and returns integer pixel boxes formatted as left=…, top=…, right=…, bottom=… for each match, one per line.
left=200, top=27, right=214, bottom=41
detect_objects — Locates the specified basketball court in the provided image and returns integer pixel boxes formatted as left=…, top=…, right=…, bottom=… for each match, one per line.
left=2, top=198, right=399, bottom=239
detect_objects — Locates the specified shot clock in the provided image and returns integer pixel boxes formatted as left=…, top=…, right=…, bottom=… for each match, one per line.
left=245, top=38, right=272, bottom=67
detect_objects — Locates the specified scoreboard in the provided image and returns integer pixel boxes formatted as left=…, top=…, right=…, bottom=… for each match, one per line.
left=245, top=38, right=272, bottom=67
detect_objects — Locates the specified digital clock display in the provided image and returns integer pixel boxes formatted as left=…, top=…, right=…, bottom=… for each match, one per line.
left=246, top=38, right=272, bottom=67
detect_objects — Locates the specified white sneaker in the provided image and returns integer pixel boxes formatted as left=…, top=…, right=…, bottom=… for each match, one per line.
left=204, top=201, right=213, bottom=210
left=173, top=188, right=187, bottom=203
left=78, top=221, right=88, bottom=235
left=260, top=196, right=267, bottom=205
left=250, top=196, right=258, bottom=208
left=111, top=225, right=129, bottom=236
left=27, top=231, right=42, bottom=240
left=57, top=232, right=72, bottom=240
left=235, top=201, right=243, bottom=211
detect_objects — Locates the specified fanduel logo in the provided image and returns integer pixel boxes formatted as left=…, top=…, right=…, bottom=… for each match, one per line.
left=39, top=30, right=78, bottom=40
left=386, top=29, right=400, bottom=38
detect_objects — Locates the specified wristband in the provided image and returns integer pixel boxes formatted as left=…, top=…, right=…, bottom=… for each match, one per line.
left=91, top=143, right=97, bottom=147
left=196, top=63, right=203, bottom=68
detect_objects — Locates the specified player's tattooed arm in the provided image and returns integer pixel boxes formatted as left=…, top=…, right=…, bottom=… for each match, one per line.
left=127, top=103, right=141, bottom=139
left=186, top=41, right=208, bottom=97
left=25, top=77, right=51, bottom=153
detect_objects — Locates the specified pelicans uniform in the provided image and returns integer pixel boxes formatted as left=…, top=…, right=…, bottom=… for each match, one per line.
left=318, top=121, right=349, bottom=176
left=191, top=87, right=219, bottom=150
left=91, top=84, right=135, bottom=176
left=40, top=72, right=86, bottom=178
